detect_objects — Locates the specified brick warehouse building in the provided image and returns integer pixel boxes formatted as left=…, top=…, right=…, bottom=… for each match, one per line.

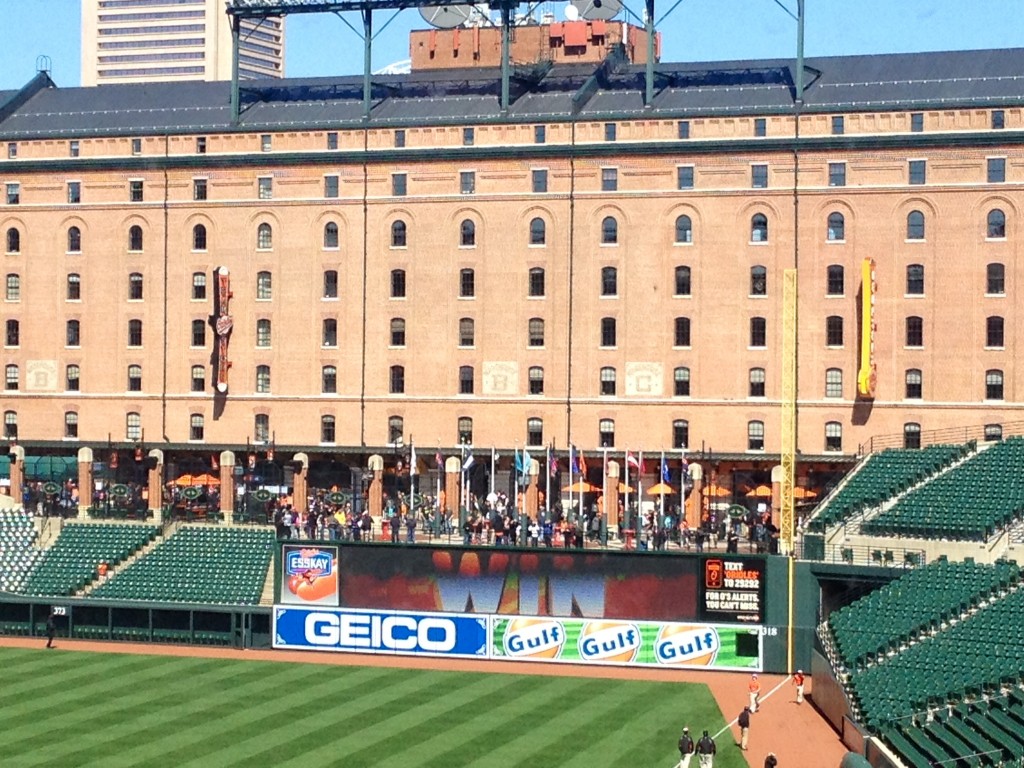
left=1, top=41, right=1023, bottom=484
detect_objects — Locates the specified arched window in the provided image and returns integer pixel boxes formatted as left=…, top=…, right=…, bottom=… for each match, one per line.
left=6, top=319, right=20, bottom=346
left=599, top=419, right=615, bottom=448
left=528, top=317, right=545, bottom=347
left=190, top=414, right=205, bottom=441
left=460, top=219, right=476, bottom=247
left=65, top=412, right=79, bottom=439
left=528, top=267, right=545, bottom=297
left=191, top=365, right=205, bottom=392
left=128, top=225, right=143, bottom=251
left=826, top=316, right=844, bottom=346
left=126, top=412, right=141, bottom=441
left=749, top=367, right=766, bottom=397
left=905, top=369, right=922, bottom=399
left=67, top=226, right=80, bottom=253
left=390, top=318, right=406, bottom=346
left=674, top=266, right=691, bottom=296
left=127, top=364, right=142, bottom=391
left=390, top=365, right=405, bottom=394
left=67, top=273, right=81, bottom=300
left=320, top=415, right=336, bottom=443
left=674, top=215, right=693, bottom=244
left=256, top=318, right=271, bottom=347
left=824, top=422, right=842, bottom=452
left=128, top=319, right=143, bottom=347
left=256, top=271, right=272, bottom=300
left=457, top=417, right=472, bottom=445
left=826, top=265, right=844, bottom=296
left=987, top=209, right=1006, bottom=238
left=906, top=316, right=924, bottom=347
left=389, top=416, right=404, bottom=445
left=5, top=227, right=19, bottom=253
left=527, top=418, right=543, bottom=447
left=825, top=368, right=843, bottom=398
left=906, top=210, right=925, bottom=240
left=986, top=369, right=1004, bottom=400
left=3, top=410, right=17, bottom=439
left=322, top=318, right=337, bottom=347
left=391, top=269, right=406, bottom=298
left=5, top=364, right=19, bottom=391
left=750, top=265, right=767, bottom=296
left=673, top=419, right=689, bottom=449
left=600, top=317, right=616, bottom=347
left=323, top=222, right=339, bottom=249
left=66, top=364, right=81, bottom=391
left=192, top=224, right=207, bottom=251
left=255, top=365, right=271, bottom=393
left=751, top=213, right=769, bottom=242
left=458, top=366, right=474, bottom=395
left=987, top=316, right=1005, bottom=347
left=747, top=420, right=765, bottom=451
left=322, top=365, right=337, bottom=394
left=601, top=266, right=618, bottom=297
left=391, top=220, right=407, bottom=248
left=674, top=316, right=691, bottom=347
left=906, top=264, right=925, bottom=295
left=903, top=422, right=921, bottom=449
left=254, top=414, right=270, bottom=443
left=528, top=366, right=544, bottom=395
left=256, top=222, right=272, bottom=250
left=66, top=319, right=81, bottom=346
left=601, top=216, right=618, bottom=244
left=529, top=217, right=546, bottom=245
left=128, top=272, right=143, bottom=300
left=827, top=212, right=845, bottom=241
left=600, top=366, right=616, bottom=396
left=674, top=366, right=691, bottom=397
left=458, top=318, right=474, bottom=347
left=987, top=263, right=1005, bottom=295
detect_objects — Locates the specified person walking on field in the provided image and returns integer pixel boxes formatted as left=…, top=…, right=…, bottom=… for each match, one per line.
left=676, top=726, right=695, bottom=767
left=792, top=669, right=805, bottom=704
left=45, top=612, right=56, bottom=649
left=696, top=730, right=716, bottom=768
left=748, top=673, right=762, bottom=712
left=737, top=706, right=752, bottom=751
left=764, top=753, right=778, bottom=768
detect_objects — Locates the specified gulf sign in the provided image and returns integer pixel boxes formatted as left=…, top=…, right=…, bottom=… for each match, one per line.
left=279, top=545, right=339, bottom=606
left=274, top=606, right=489, bottom=658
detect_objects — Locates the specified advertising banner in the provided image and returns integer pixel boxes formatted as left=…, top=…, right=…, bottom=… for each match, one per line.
left=273, top=606, right=489, bottom=659
left=279, top=544, right=339, bottom=606
left=491, top=616, right=762, bottom=671
left=700, top=557, right=765, bottom=623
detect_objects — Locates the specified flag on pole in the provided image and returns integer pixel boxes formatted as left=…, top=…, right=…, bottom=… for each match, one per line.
left=578, top=451, right=588, bottom=478
left=435, top=449, right=443, bottom=469
left=549, top=453, right=559, bottom=477
left=628, top=451, right=646, bottom=476
left=410, top=443, right=417, bottom=478
left=570, top=445, right=579, bottom=475
left=463, top=454, right=475, bottom=473
left=516, top=449, right=532, bottom=476
left=661, top=456, right=671, bottom=483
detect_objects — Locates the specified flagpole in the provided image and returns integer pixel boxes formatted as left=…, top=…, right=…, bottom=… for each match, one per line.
left=638, top=449, right=644, bottom=527
left=568, top=444, right=575, bottom=527
left=436, top=442, right=442, bottom=535
left=602, top=446, right=608, bottom=545
left=624, top=449, right=630, bottom=532
left=545, top=443, right=551, bottom=520
left=660, top=449, right=666, bottom=536
left=490, top=446, right=496, bottom=498
left=409, top=435, right=416, bottom=498
left=513, top=443, right=519, bottom=519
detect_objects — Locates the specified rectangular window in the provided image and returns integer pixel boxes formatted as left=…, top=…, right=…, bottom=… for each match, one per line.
left=5, top=143, right=14, bottom=159
left=992, top=110, right=1005, bottom=130
left=6, top=183, right=20, bottom=205
left=69, top=140, right=80, bottom=157
left=604, top=123, right=617, bottom=142
left=323, top=270, right=338, bottom=299
left=831, top=116, right=845, bottom=135
left=131, top=138, right=142, bottom=155
left=532, top=169, right=548, bottom=194
left=828, top=162, right=846, bottom=187
left=460, top=171, right=475, bottom=195
left=326, top=131, right=338, bottom=150
left=987, top=158, right=1006, bottom=184
left=324, top=175, right=339, bottom=198
left=129, top=180, right=144, bottom=202
left=751, top=164, right=768, bottom=189
left=394, top=130, right=405, bottom=148
left=260, top=134, right=272, bottom=152
left=601, top=168, right=618, bottom=192
left=910, top=112, right=924, bottom=132
left=196, top=136, right=207, bottom=154
left=392, top=173, right=407, bottom=197
left=258, top=177, right=272, bottom=200
left=67, top=182, right=81, bottom=204
left=460, top=270, right=475, bottom=298
left=677, top=166, right=694, bottom=190
left=909, top=160, right=926, bottom=185
left=677, top=120, right=690, bottom=139
left=534, top=125, right=546, bottom=144
left=462, top=127, right=474, bottom=146
left=192, top=178, right=207, bottom=201
left=754, top=118, right=766, bottom=137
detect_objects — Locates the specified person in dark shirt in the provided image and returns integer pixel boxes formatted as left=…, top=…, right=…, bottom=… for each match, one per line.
left=45, top=612, right=56, bottom=649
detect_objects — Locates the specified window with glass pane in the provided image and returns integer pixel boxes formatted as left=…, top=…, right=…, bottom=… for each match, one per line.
left=754, top=118, right=766, bottom=137
left=527, top=418, right=543, bottom=447
left=826, top=316, right=843, bottom=346
left=675, top=266, right=691, bottom=296
left=750, top=317, right=766, bottom=347
left=987, top=316, right=1005, bottom=347
left=528, top=267, right=545, bottom=297
left=190, top=415, right=204, bottom=441
left=5, top=274, right=19, bottom=302
left=67, top=274, right=81, bottom=301
left=985, top=424, right=1002, bottom=441
left=456, top=417, right=472, bottom=445
left=910, top=113, right=923, bottom=132
left=827, top=212, right=845, bottom=241
left=601, top=168, right=618, bottom=192
left=604, top=123, right=616, bottom=141
left=906, top=264, right=924, bottom=295
left=678, top=121, right=690, bottom=139
left=393, top=130, right=405, bottom=148
left=987, top=263, right=1005, bottom=294
left=386, top=416, right=404, bottom=444
left=750, top=266, right=767, bottom=296
left=601, top=267, right=618, bottom=297
left=390, top=365, right=405, bottom=394
left=529, top=218, right=546, bottom=245
left=529, top=318, right=545, bottom=347
left=673, top=420, right=689, bottom=449
left=323, top=222, right=339, bottom=249
left=906, top=210, right=925, bottom=240
left=128, top=225, right=143, bottom=251
left=460, top=219, right=475, bottom=247
left=909, top=159, right=926, bottom=184
left=831, top=116, right=844, bottom=135
left=751, top=164, right=768, bottom=188
left=5, top=364, right=18, bottom=391
left=825, top=422, right=842, bottom=451
left=191, top=319, right=206, bottom=347
left=749, top=367, right=766, bottom=397
left=905, top=369, right=922, bottom=399
left=129, top=180, right=143, bottom=202
left=462, top=127, right=474, bottom=146
left=391, top=269, right=406, bottom=298
left=256, top=318, right=271, bottom=347
left=6, top=183, right=20, bottom=205
left=600, top=367, right=616, bottom=396
left=675, top=215, right=693, bottom=243
left=128, top=319, right=142, bottom=347
left=677, top=166, right=694, bottom=189
left=323, top=270, right=338, bottom=298
left=68, top=182, right=81, bottom=204
left=392, top=174, right=407, bottom=196
left=987, top=209, right=1006, bottom=238
left=459, top=269, right=475, bottom=298
left=254, top=414, right=270, bottom=443
left=192, top=224, right=207, bottom=250
left=126, top=412, right=142, bottom=441
left=460, top=172, right=475, bottom=195
left=987, top=158, right=1006, bottom=183
left=6, top=227, right=19, bottom=254
left=529, top=366, right=544, bottom=395
left=129, top=273, right=143, bottom=300
left=67, top=364, right=80, bottom=391
left=748, top=421, right=765, bottom=451
left=322, top=366, right=337, bottom=394
left=675, top=366, right=691, bottom=396
left=599, top=419, right=615, bottom=448
left=390, top=318, right=406, bottom=346
left=6, top=319, right=19, bottom=346
left=321, top=416, right=336, bottom=443
left=257, top=272, right=272, bottom=300
left=532, top=170, right=548, bottom=193
left=601, top=216, right=618, bottom=244
left=191, top=365, right=205, bottom=392
left=826, top=265, right=844, bottom=295
left=986, top=370, right=1004, bottom=400
left=992, top=111, right=1005, bottom=130
left=322, top=318, right=338, bottom=347
left=459, top=318, right=474, bottom=347
left=258, top=177, right=272, bottom=199
left=674, top=316, right=691, bottom=346
left=828, top=163, right=846, bottom=187
left=324, top=175, right=339, bottom=198
left=825, top=368, right=843, bottom=398
left=65, top=412, right=78, bottom=439
left=196, top=136, right=207, bottom=153
left=193, top=179, right=207, bottom=201
left=535, top=125, right=546, bottom=143
left=600, top=317, right=616, bottom=347
left=906, top=316, right=924, bottom=346
left=459, top=366, right=474, bottom=395
left=256, top=365, right=271, bottom=393
left=3, top=411, right=16, bottom=439
left=751, top=214, right=768, bottom=242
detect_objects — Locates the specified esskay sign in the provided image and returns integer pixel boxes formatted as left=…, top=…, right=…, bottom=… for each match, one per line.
left=273, top=606, right=489, bottom=658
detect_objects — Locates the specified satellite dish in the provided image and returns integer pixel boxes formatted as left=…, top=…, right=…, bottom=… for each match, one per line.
left=563, top=2, right=580, bottom=20
left=420, top=5, right=476, bottom=28
left=570, top=0, right=622, bottom=21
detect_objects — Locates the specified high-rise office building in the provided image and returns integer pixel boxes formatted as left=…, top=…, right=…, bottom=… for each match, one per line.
left=81, top=0, right=284, bottom=85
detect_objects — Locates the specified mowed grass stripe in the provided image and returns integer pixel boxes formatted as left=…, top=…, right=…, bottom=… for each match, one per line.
left=21, top=659, right=302, bottom=768
left=272, top=671, right=563, bottom=768
left=167, top=664, right=434, bottom=768
left=372, top=674, right=600, bottom=768
left=81, top=662, right=392, bottom=767
left=0, top=650, right=168, bottom=707
left=200, top=668, right=495, bottom=768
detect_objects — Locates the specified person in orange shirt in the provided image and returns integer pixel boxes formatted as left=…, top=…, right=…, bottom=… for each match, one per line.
left=792, top=669, right=805, bottom=704
left=748, top=674, right=761, bottom=712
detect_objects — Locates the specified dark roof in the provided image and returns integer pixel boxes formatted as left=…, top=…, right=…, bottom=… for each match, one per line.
left=1, top=47, right=1022, bottom=138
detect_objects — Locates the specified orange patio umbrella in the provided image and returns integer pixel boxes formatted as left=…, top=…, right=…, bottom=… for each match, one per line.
left=193, top=473, right=220, bottom=486
left=703, top=483, right=731, bottom=497
left=562, top=479, right=598, bottom=493
left=617, top=482, right=636, bottom=494
left=793, top=486, right=818, bottom=500
left=745, top=485, right=773, bottom=498
left=174, top=474, right=196, bottom=487
left=646, top=482, right=675, bottom=496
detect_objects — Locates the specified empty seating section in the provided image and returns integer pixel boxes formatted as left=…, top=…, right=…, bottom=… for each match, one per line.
left=809, top=444, right=966, bottom=531
left=0, top=511, right=41, bottom=592
left=864, top=438, right=1024, bottom=541
left=90, top=526, right=274, bottom=605
left=19, top=523, right=158, bottom=597
left=828, top=558, right=1020, bottom=669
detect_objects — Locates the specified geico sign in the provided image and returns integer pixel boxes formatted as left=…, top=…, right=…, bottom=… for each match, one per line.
left=304, top=612, right=457, bottom=652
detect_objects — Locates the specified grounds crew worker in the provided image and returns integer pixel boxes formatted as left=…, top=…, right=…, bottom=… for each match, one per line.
left=676, top=726, right=695, bottom=767
left=696, top=729, right=716, bottom=768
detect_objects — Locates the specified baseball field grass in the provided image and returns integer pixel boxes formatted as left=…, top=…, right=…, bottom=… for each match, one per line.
left=0, top=646, right=747, bottom=767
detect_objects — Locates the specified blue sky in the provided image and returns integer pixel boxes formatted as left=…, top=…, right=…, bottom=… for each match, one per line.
left=0, top=0, right=1021, bottom=90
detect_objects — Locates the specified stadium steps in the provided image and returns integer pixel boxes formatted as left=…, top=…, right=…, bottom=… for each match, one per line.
left=259, top=563, right=275, bottom=606
left=78, top=533, right=166, bottom=597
